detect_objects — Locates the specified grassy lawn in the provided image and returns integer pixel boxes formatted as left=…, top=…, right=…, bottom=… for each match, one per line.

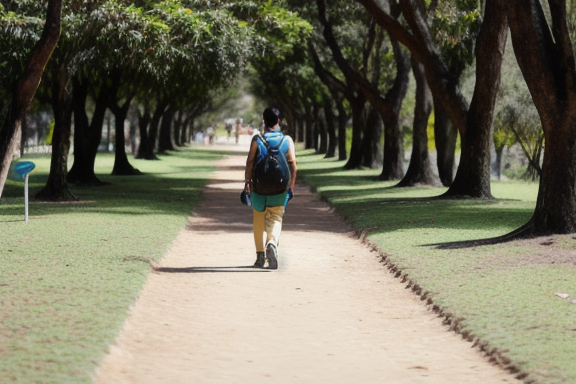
left=297, top=151, right=576, bottom=384
left=0, top=148, right=221, bottom=384
left=1, top=147, right=575, bottom=384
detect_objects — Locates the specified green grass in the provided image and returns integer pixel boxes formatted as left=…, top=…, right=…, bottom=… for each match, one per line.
left=0, top=148, right=221, bottom=384
left=297, top=152, right=576, bottom=384
left=2, top=148, right=575, bottom=384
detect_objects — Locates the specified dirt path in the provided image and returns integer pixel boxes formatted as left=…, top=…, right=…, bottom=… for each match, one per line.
left=93, top=150, right=519, bottom=384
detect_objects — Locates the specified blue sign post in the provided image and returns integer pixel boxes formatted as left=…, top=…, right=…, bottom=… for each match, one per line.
left=8, top=161, right=36, bottom=223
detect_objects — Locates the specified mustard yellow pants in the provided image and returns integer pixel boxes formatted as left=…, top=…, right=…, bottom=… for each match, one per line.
left=253, top=206, right=284, bottom=252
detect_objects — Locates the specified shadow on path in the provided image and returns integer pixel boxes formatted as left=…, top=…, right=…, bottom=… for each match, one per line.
left=151, top=265, right=272, bottom=273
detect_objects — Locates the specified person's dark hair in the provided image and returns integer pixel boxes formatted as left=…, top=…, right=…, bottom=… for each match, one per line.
left=263, top=107, right=281, bottom=128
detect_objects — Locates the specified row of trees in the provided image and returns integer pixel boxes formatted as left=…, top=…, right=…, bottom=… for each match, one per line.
left=354, top=0, right=576, bottom=237
left=1, top=0, right=576, bottom=237
left=0, top=0, right=311, bottom=198
left=256, top=0, right=576, bottom=238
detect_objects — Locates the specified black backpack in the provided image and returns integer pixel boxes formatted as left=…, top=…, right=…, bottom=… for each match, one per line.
left=252, top=132, right=291, bottom=195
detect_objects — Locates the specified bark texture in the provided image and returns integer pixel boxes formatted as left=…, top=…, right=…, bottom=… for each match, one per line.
left=443, top=0, right=508, bottom=198
left=0, top=0, right=61, bottom=198
left=397, top=58, right=435, bottom=187
left=36, top=64, right=76, bottom=201
left=67, top=76, right=110, bottom=186
left=508, top=0, right=576, bottom=234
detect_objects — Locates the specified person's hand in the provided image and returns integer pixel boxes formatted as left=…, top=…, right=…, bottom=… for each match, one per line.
left=287, top=188, right=293, bottom=201
left=245, top=181, right=251, bottom=194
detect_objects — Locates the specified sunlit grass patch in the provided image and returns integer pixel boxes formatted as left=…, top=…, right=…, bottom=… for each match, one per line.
left=298, top=154, right=576, bottom=384
left=0, top=148, right=220, bottom=384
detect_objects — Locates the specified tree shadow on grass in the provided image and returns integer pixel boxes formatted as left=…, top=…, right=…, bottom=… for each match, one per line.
left=423, top=219, right=537, bottom=249
left=331, top=193, right=532, bottom=235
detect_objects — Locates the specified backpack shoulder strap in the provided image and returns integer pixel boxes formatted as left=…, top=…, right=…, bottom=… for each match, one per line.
left=256, top=131, right=269, bottom=147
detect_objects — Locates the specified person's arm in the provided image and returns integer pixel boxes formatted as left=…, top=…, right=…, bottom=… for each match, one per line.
left=286, top=137, right=297, bottom=192
left=244, top=139, right=258, bottom=193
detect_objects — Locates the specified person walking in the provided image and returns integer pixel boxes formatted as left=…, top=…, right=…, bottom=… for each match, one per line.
left=244, top=107, right=297, bottom=269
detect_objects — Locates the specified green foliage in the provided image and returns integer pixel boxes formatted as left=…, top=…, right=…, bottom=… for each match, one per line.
left=0, top=149, right=219, bottom=384
left=0, top=0, right=313, bottom=132
left=85, top=2, right=172, bottom=81
left=1, top=0, right=256, bottom=116
left=0, top=7, right=44, bottom=110
left=492, top=126, right=515, bottom=152
left=426, top=112, right=435, bottom=150
left=495, top=40, right=543, bottom=181
left=250, top=1, right=313, bottom=67
left=194, top=77, right=266, bottom=129
left=430, top=0, right=481, bottom=75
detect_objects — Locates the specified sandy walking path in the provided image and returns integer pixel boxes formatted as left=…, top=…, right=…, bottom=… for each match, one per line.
left=93, top=152, right=518, bottom=384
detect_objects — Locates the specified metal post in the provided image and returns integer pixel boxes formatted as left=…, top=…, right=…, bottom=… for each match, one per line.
left=25, top=173, right=29, bottom=223
left=10, top=160, right=35, bottom=222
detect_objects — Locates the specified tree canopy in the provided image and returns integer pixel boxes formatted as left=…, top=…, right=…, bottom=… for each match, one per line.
left=3, top=0, right=576, bottom=236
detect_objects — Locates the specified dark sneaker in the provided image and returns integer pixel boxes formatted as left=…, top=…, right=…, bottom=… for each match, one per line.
left=254, top=251, right=265, bottom=268
left=266, top=242, right=278, bottom=270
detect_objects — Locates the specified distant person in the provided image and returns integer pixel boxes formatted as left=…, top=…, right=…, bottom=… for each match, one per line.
left=206, top=127, right=215, bottom=145
left=243, top=107, right=297, bottom=269
left=195, top=130, right=204, bottom=144
left=235, top=118, right=242, bottom=144
left=225, top=122, right=233, bottom=137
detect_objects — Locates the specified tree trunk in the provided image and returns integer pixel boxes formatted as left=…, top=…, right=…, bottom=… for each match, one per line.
left=336, top=99, right=348, bottom=161
left=148, top=101, right=168, bottom=157
left=20, top=115, right=28, bottom=155
left=0, top=0, right=61, bottom=198
left=433, top=102, right=457, bottom=187
left=344, top=95, right=367, bottom=169
left=493, top=145, right=503, bottom=181
left=137, top=100, right=166, bottom=160
left=323, top=99, right=337, bottom=158
left=317, top=116, right=328, bottom=155
left=362, top=106, right=382, bottom=169
left=180, top=104, right=202, bottom=146
left=110, top=95, right=140, bottom=176
left=129, top=108, right=138, bottom=156
left=296, top=114, right=305, bottom=148
left=158, top=104, right=176, bottom=153
left=508, top=0, right=576, bottom=234
left=397, top=58, right=435, bottom=187
left=379, top=105, right=403, bottom=180
left=442, top=0, right=507, bottom=198
left=532, top=117, right=576, bottom=233
left=304, top=108, right=314, bottom=150
left=105, top=72, right=140, bottom=176
left=320, top=6, right=410, bottom=177
left=379, top=39, right=410, bottom=180
left=179, top=112, right=188, bottom=146
left=174, top=111, right=183, bottom=147
left=67, top=76, right=110, bottom=185
left=36, top=64, right=76, bottom=201
left=185, top=119, right=195, bottom=146
left=67, top=77, right=90, bottom=183
left=307, top=42, right=345, bottom=159
left=317, top=0, right=384, bottom=170
left=357, top=0, right=496, bottom=195
left=136, top=103, right=152, bottom=159
left=313, top=103, right=325, bottom=153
